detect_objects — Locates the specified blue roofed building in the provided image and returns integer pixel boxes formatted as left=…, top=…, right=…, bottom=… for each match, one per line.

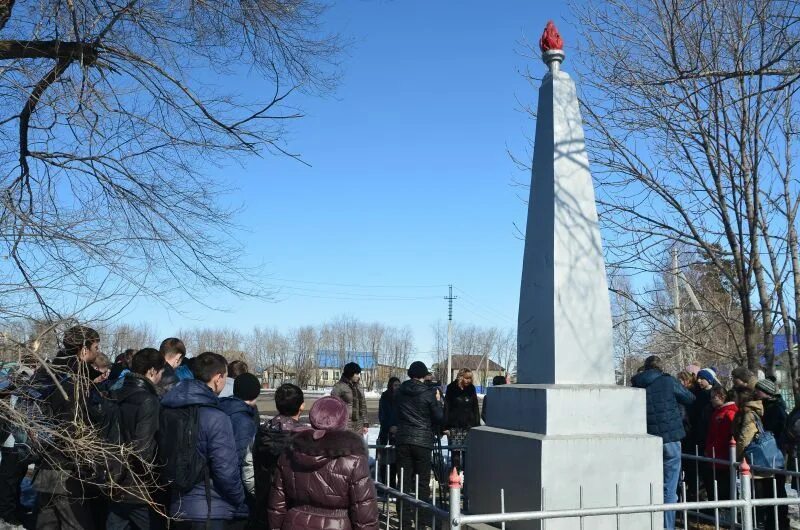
left=314, top=350, right=377, bottom=389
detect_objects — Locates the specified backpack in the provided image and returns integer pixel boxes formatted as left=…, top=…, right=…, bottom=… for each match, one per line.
left=252, top=422, right=294, bottom=526
left=159, top=404, right=213, bottom=521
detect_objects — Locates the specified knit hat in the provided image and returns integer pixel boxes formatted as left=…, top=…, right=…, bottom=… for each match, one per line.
left=696, top=368, right=719, bottom=386
left=309, top=396, right=349, bottom=440
left=755, top=378, right=779, bottom=397
left=233, top=373, right=261, bottom=401
left=408, top=361, right=429, bottom=379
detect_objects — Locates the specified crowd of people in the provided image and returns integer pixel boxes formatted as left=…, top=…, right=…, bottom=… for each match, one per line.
left=0, top=325, right=496, bottom=530
left=632, top=354, right=800, bottom=530
left=0, top=326, right=383, bottom=529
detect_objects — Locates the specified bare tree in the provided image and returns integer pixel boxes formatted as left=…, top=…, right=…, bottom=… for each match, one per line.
left=563, top=0, right=800, bottom=371
left=0, top=0, right=340, bottom=325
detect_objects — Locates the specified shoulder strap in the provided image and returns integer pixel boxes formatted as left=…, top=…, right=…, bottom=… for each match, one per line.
left=751, top=411, right=765, bottom=435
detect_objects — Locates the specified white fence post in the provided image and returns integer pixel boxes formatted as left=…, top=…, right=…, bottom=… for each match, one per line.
left=740, top=458, right=753, bottom=530
left=449, top=467, right=462, bottom=530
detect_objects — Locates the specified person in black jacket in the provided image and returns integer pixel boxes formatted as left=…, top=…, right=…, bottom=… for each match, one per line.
left=106, top=348, right=164, bottom=530
left=632, top=355, right=695, bottom=530
left=33, top=325, right=101, bottom=530
left=377, top=377, right=400, bottom=488
left=395, top=361, right=444, bottom=523
left=444, top=368, right=480, bottom=469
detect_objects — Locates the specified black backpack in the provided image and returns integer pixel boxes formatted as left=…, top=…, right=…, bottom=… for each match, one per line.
left=252, top=422, right=294, bottom=526
left=159, top=404, right=213, bottom=521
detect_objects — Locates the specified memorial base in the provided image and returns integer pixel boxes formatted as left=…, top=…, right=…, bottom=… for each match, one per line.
left=465, top=427, right=664, bottom=530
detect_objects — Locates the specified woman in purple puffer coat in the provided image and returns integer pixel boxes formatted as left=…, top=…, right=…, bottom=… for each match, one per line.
left=268, top=396, right=378, bottom=530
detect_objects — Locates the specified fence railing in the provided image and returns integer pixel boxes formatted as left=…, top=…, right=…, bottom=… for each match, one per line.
left=369, top=441, right=800, bottom=530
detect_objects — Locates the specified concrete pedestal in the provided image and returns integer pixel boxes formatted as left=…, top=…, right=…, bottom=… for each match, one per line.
left=466, top=426, right=664, bottom=530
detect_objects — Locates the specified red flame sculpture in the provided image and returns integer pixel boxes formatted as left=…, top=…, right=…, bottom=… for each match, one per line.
left=539, top=21, right=564, bottom=53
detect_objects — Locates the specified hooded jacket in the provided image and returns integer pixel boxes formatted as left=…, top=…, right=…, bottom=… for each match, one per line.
left=444, top=380, right=480, bottom=429
left=110, top=373, right=160, bottom=503
left=218, top=396, right=258, bottom=518
left=267, top=429, right=378, bottom=530
left=704, top=402, right=738, bottom=468
left=160, top=379, right=245, bottom=521
left=762, top=395, right=788, bottom=442
left=395, top=379, right=444, bottom=449
left=631, top=368, right=695, bottom=443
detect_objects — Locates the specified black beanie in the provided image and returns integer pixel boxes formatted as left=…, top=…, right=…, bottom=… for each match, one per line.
left=408, top=361, right=428, bottom=379
left=233, top=373, right=261, bottom=401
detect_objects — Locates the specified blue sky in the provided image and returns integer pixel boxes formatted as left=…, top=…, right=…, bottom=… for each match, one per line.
left=123, top=2, right=578, bottom=362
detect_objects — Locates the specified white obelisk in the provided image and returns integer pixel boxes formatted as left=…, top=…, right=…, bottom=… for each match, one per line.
left=465, top=22, right=663, bottom=529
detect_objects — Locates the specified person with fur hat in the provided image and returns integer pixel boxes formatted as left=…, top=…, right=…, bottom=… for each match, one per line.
left=331, top=362, right=369, bottom=435
left=267, top=396, right=378, bottom=530
left=731, top=366, right=757, bottom=390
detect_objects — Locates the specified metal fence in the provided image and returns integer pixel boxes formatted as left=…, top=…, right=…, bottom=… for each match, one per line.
left=369, top=441, right=800, bottom=529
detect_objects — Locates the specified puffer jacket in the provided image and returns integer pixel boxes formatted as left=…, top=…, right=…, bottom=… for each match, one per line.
left=704, top=402, right=738, bottom=468
left=631, top=369, right=695, bottom=443
left=396, top=379, right=444, bottom=449
left=268, top=429, right=378, bottom=530
left=161, top=379, right=245, bottom=521
left=111, top=373, right=160, bottom=503
left=331, top=379, right=368, bottom=434
left=218, top=397, right=258, bottom=518
left=444, top=380, right=480, bottom=429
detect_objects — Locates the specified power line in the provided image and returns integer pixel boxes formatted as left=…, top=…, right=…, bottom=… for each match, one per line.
left=269, top=277, right=449, bottom=289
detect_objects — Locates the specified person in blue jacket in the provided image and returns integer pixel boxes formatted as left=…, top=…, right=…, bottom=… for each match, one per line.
left=218, top=373, right=260, bottom=529
left=160, top=352, right=245, bottom=529
left=632, top=355, right=695, bottom=530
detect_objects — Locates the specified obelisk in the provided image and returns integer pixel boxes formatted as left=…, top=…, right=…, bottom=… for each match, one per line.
left=465, top=22, right=663, bottom=529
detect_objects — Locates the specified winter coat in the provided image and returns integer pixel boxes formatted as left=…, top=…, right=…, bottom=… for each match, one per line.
left=267, top=429, right=378, bottom=530
left=377, top=389, right=399, bottom=445
left=395, top=379, right=444, bottom=449
left=110, top=373, right=160, bottom=503
left=160, top=379, right=245, bottom=521
left=252, top=415, right=310, bottom=528
left=32, top=355, right=95, bottom=494
left=704, top=402, right=738, bottom=468
left=686, top=385, right=714, bottom=451
left=444, top=380, right=480, bottom=429
left=175, top=365, right=194, bottom=381
left=631, top=369, right=695, bottom=443
left=762, top=396, right=788, bottom=442
left=332, top=379, right=369, bottom=434
left=733, top=400, right=772, bottom=479
left=784, top=406, right=800, bottom=455
left=156, top=363, right=179, bottom=397
left=219, top=397, right=258, bottom=518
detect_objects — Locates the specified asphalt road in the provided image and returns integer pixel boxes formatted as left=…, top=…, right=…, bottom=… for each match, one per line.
left=255, top=390, right=383, bottom=425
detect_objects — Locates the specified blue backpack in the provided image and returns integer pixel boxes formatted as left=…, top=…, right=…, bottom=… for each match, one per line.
left=744, top=413, right=785, bottom=470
